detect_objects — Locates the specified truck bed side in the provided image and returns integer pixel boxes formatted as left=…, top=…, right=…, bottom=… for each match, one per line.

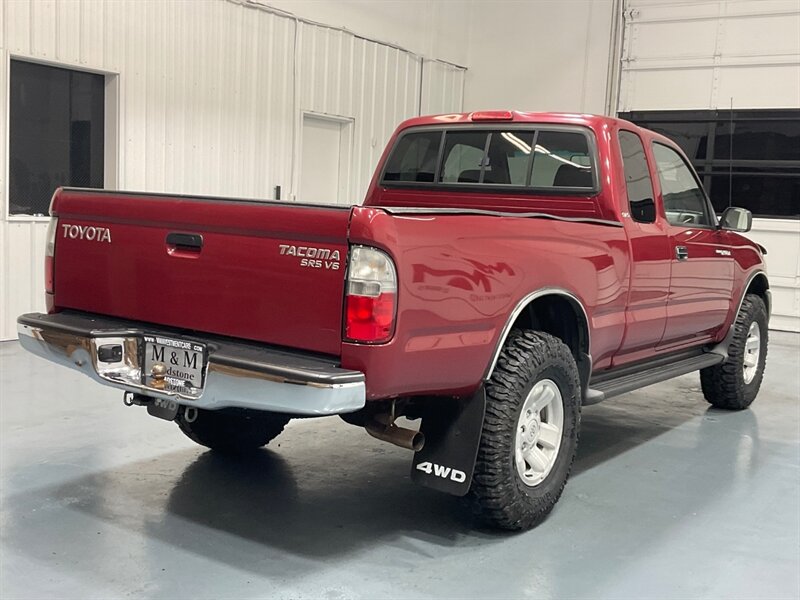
left=343, top=206, right=631, bottom=399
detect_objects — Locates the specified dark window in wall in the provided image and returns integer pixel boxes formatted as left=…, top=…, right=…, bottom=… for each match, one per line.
left=618, top=109, right=800, bottom=219
left=652, top=121, right=709, bottom=161
left=9, top=60, right=105, bottom=216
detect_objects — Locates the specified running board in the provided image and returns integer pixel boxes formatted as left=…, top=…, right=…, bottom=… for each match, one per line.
left=585, top=352, right=725, bottom=405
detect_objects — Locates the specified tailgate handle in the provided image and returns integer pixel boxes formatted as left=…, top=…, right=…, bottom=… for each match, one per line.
left=166, top=232, right=203, bottom=251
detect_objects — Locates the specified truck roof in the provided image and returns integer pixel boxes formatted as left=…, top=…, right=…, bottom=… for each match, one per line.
left=394, top=110, right=675, bottom=148
left=397, top=111, right=627, bottom=128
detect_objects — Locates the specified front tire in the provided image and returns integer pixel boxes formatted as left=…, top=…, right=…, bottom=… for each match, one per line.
left=175, top=408, right=290, bottom=454
left=701, top=294, right=768, bottom=410
left=469, top=330, right=581, bottom=530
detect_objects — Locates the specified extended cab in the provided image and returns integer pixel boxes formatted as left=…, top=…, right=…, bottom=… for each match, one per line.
left=18, top=111, right=770, bottom=530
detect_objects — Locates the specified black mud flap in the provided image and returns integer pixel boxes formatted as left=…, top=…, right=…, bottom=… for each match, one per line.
left=410, top=386, right=486, bottom=496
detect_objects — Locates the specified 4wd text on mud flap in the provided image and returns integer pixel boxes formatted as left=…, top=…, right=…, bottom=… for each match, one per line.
left=416, top=461, right=467, bottom=483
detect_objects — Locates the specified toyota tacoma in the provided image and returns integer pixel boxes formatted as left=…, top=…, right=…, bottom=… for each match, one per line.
left=18, top=111, right=770, bottom=530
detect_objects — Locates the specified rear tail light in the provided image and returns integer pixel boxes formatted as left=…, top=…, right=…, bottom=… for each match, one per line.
left=44, top=216, right=59, bottom=294
left=345, top=246, right=397, bottom=343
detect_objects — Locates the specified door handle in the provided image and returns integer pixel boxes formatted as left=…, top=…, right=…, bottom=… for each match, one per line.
left=166, top=232, right=203, bottom=251
left=675, top=245, right=689, bottom=261
left=166, top=232, right=203, bottom=258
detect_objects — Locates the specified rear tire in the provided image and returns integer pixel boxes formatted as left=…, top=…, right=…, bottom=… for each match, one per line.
left=175, top=408, right=290, bottom=453
left=469, top=330, right=581, bottom=530
left=701, top=294, right=768, bottom=410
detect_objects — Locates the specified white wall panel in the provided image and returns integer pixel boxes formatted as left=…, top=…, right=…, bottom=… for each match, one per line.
left=295, top=22, right=437, bottom=203
left=630, top=19, right=718, bottom=59
left=264, top=0, right=471, bottom=67
left=462, top=0, right=615, bottom=114
left=620, top=0, right=800, bottom=111
left=421, top=60, right=466, bottom=116
left=620, top=0, right=800, bottom=331
left=0, top=0, right=465, bottom=340
left=0, top=222, right=49, bottom=341
left=716, top=64, right=800, bottom=109
left=748, top=219, right=800, bottom=333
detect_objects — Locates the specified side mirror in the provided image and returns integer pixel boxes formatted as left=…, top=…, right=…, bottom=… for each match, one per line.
left=720, top=207, right=752, bottom=232
left=630, top=198, right=656, bottom=223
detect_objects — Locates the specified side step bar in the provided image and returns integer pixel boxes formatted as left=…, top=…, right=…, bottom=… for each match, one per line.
left=585, top=351, right=725, bottom=405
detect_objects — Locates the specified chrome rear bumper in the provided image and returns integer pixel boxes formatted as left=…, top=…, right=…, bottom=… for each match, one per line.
left=17, top=312, right=366, bottom=416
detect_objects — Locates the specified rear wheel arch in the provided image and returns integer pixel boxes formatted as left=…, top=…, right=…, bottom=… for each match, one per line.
left=487, top=290, right=591, bottom=393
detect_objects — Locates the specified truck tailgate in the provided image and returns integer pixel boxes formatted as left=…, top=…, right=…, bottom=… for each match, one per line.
left=51, top=189, right=350, bottom=356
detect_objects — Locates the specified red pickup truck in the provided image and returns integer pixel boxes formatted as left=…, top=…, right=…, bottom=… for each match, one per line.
left=18, top=111, right=770, bottom=530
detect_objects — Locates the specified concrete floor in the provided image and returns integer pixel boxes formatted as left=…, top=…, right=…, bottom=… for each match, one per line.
left=1, top=333, right=798, bottom=600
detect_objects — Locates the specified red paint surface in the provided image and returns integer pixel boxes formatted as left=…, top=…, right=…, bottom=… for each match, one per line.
left=49, top=112, right=766, bottom=401
left=52, top=191, right=351, bottom=356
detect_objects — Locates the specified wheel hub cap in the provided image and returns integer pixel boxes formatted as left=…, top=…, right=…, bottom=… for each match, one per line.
left=515, top=379, right=564, bottom=487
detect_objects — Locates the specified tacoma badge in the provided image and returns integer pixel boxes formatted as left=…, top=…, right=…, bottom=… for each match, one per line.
left=279, top=244, right=340, bottom=270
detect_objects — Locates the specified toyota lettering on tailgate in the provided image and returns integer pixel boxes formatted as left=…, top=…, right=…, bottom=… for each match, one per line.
left=62, top=224, right=112, bottom=243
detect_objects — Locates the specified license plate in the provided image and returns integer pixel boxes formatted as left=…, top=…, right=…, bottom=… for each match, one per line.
left=142, top=335, right=206, bottom=394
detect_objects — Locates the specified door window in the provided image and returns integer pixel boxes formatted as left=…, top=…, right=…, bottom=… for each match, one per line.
left=618, top=130, right=655, bottom=223
left=653, top=143, right=713, bottom=227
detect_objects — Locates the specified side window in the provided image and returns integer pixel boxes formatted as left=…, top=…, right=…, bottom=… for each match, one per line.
left=440, top=132, right=489, bottom=183
left=618, top=130, right=655, bottom=223
left=653, top=143, right=713, bottom=227
left=531, top=131, right=594, bottom=189
left=382, top=131, right=442, bottom=182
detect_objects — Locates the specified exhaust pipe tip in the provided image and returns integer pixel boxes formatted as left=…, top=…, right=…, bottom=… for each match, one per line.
left=407, top=430, right=425, bottom=452
left=366, top=420, right=425, bottom=451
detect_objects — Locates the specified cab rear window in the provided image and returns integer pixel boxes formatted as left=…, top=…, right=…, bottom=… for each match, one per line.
left=381, top=127, right=596, bottom=192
